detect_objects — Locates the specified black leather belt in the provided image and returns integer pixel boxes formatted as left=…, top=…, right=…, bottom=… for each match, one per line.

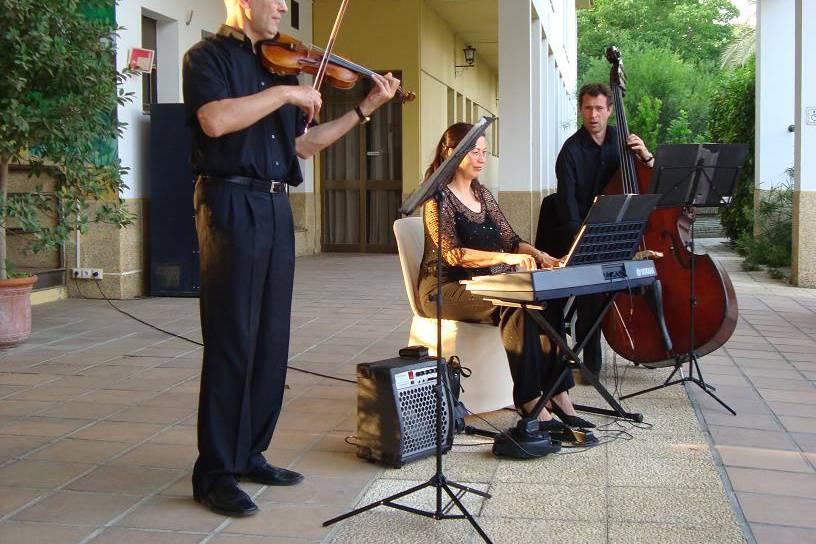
left=199, top=174, right=287, bottom=194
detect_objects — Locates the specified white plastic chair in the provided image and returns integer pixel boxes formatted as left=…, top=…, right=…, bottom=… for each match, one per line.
left=393, top=216, right=514, bottom=414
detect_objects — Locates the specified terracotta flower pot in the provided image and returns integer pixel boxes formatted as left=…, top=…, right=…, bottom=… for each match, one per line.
left=0, top=275, right=38, bottom=348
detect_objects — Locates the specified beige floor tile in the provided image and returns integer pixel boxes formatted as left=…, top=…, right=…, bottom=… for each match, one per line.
left=40, top=401, right=123, bottom=420
left=0, top=435, right=50, bottom=462
left=0, top=486, right=43, bottom=517
left=0, top=459, right=92, bottom=489
left=0, top=373, right=60, bottom=386
left=7, top=385, right=88, bottom=402
left=750, top=522, right=816, bottom=544
left=1, top=416, right=90, bottom=438
left=12, top=490, right=140, bottom=525
left=726, top=466, right=816, bottom=499
left=90, top=527, right=204, bottom=544
left=708, top=425, right=799, bottom=451
left=290, top=450, right=382, bottom=481
left=716, top=445, right=814, bottom=473
left=117, top=495, right=226, bottom=532
left=27, top=438, right=131, bottom=464
left=222, top=503, right=337, bottom=539
left=140, top=391, right=198, bottom=409
left=66, top=465, right=182, bottom=494
left=0, top=400, right=55, bottom=417
left=257, top=475, right=371, bottom=506
left=779, top=415, right=816, bottom=433
left=70, top=421, right=164, bottom=442
left=108, top=442, right=196, bottom=469
left=792, top=432, right=816, bottom=453
left=737, top=492, right=816, bottom=528
left=208, top=535, right=319, bottom=544
left=759, top=388, right=816, bottom=405
left=701, top=411, right=783, bottom=431
left=77, top=389, right=157, bottom=405
left=0, top=521, right=94, bottom=543
left=107, top=405, right=194, bottom=426
left=148, top=426, right=197, bottom=447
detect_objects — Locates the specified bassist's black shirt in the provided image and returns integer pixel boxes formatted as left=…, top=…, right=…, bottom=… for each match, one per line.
left=554, top=125, right=620, bottom=240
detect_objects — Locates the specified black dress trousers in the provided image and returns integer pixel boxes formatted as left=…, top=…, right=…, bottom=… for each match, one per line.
left=417, top=280, right=573, bottom=409
left=192, top=179, right=294, bottom=499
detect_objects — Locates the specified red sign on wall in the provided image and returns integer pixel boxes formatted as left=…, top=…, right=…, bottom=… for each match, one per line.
left=128, top=47, right=155, bottom=73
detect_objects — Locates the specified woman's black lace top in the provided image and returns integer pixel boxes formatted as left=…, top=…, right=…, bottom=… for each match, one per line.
left=418, top=181, right=523, bottom=287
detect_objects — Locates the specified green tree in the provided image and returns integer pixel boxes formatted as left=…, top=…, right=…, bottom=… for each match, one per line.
left=708, top=57, right=755, bottom=241
left=665, top=110, right=694, bottom=143
left=581, top=45, right=716, bottom=145
left=578, top=0, right=739, bottom=74
left=0, top=0, right=133, bottom=280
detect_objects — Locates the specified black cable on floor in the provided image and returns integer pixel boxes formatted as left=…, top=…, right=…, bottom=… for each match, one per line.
left=71, top=278, right=356, bottom=385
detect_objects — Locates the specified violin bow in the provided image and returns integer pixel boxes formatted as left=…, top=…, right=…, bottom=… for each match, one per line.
left=312, top=0, right=350, bottom=96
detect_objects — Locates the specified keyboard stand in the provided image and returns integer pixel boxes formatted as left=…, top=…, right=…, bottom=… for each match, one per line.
left=484, top=297, right=643, bottom=423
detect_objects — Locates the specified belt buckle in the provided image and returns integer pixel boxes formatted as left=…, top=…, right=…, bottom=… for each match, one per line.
left=269, top=181, right=276, bottom=193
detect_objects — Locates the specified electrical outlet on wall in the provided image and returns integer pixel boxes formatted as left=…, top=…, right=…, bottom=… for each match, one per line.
left=71, top=268, right=104, bottom=280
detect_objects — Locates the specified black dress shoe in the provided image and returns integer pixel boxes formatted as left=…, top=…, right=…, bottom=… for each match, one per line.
left=197, top=480, right=258, bottom=517
left=242, top=463, right=304, bottom=486
left=549, top=402, right=596, bottom=429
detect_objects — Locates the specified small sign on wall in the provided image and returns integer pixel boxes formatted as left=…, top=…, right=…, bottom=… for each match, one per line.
left=128, top=47, right=155, bottom=73
left=807, top=107, right=816, bottom=126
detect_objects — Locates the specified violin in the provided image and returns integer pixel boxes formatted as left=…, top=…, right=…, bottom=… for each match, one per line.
left=258, top=33, right=416, bottom=103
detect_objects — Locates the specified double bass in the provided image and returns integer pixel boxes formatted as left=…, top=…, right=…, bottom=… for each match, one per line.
left=600, top=46, right=738, bottom=365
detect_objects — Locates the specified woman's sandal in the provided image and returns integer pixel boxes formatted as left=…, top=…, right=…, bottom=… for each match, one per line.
left=548, top=402, right=596, bottom=429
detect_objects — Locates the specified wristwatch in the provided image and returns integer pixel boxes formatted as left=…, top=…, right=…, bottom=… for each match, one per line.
left=354, top=105, right=371, bottom=125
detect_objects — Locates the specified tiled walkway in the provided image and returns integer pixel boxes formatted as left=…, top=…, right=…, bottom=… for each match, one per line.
left=0, top=246, right=813, bottom=543
left=688, top=241, right=816, bottom=543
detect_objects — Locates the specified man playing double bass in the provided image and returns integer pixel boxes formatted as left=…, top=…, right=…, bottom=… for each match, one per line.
left=549, top=82, right=654, bottom=380
left=183, top=0, right=400, bottom=517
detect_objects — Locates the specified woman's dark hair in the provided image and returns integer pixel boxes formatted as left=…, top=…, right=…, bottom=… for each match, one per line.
left=423, top=122, right=474, bottom=181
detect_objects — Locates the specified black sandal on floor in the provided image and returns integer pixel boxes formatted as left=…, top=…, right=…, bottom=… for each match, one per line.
left=549, top=402, right=596, bottom=429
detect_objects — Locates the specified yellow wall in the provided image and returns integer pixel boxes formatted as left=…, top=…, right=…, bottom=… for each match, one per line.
left=313, top=0, right=422, bottom=196
left=313, top=0, right=499, bottom=213
left=418, top=3, right=499, bottom=192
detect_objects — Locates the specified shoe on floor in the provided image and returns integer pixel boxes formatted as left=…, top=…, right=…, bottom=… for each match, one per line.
left=196, top=479, right=258, bottom=517
left=242, top=463, right=304, bottom=486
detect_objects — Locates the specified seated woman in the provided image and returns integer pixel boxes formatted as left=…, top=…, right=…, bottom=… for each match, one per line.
left=417, top=123, right=594, bottom=431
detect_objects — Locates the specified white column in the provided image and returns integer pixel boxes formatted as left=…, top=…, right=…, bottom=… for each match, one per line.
left=531, top=15, right=542, bottom=196
left=498, top=0, right=532, bottom=193
left=498, top=0, right=535, bottom=239
left=540, top=38, right=551, bottom=192
left=756, top=0, right=795, bottom=193
left=792, top=0, right=816, bottom=286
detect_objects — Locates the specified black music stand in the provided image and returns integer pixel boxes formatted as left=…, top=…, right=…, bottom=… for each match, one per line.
left=323, top=117, right=495, bottom=543
left=619, top=143, right=749, bottom=414
left=466, top=194, right=662, bottom=459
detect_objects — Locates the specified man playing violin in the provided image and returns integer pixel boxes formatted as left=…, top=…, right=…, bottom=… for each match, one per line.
left=183, top=0, right=400, bottom=517
left=552, top=82, right=654, bottom=381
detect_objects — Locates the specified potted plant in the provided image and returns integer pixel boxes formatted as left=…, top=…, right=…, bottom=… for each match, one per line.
left=0, top=0, right=134, bottom=347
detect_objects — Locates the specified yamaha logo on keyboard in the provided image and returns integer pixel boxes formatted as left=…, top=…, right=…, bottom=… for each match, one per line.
left=636, top=266, right=656, bottom=277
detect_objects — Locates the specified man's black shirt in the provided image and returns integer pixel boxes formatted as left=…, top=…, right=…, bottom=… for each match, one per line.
left=182, top=25, right=306, bottom=184
left=554, top=125, right=620, bottom=239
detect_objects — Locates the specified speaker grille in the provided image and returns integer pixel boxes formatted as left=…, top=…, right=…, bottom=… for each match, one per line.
left=398, top=381, right=449, bottom=456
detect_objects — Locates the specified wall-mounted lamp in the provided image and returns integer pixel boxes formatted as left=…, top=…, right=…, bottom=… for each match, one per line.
left=455, top=45, right=477, bottom=69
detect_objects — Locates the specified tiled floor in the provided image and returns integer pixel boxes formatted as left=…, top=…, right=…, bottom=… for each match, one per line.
left=0, top=245, right=813, bottom=543
left=688, top=240, right=816, bottom=544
